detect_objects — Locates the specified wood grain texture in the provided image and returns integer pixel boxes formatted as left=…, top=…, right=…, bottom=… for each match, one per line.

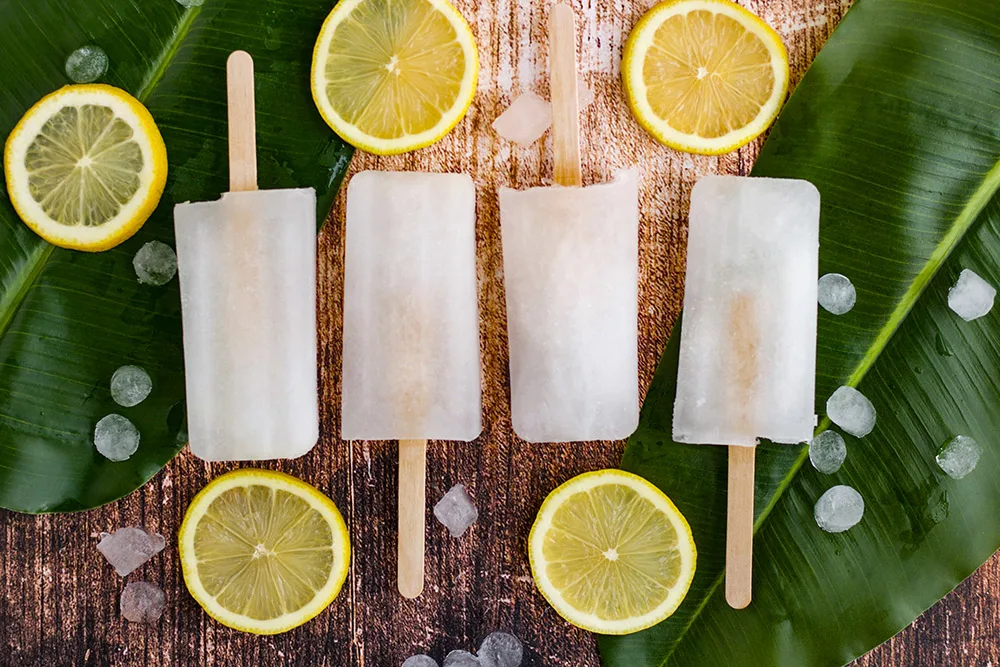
left=1, top=1, right=998, bottom=666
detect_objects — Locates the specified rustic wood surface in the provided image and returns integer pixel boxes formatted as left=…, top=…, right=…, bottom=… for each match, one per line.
left=1, top=0, right=998, bottom=665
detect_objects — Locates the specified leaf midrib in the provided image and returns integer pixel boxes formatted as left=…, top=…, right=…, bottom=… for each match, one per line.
left=659, top=155, right=1000, bottom=667
left=0, top=5, right=202, bottom=345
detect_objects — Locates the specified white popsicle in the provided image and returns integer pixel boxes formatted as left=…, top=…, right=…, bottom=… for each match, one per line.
left=173, top=51, right=318, bottom=462
left=674, top=175, right=820, bottom=446
left=341, top=171, right=481, bottom=441
left=175, top=189, right=319, bottom=461
left=500, top=169, right=640, bottom=443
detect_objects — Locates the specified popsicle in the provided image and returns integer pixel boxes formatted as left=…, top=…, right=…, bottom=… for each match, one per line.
left=673, top=175, right=820, bottom=608
left=173, top=51, right=319, bottom=462
left=341, top=170, right=481, bottom=598
left=499, top=3, right=639, bottom=443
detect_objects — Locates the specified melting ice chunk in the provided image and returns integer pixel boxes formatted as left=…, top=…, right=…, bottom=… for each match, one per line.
left=936, top=435, right=982, bottom=480
left=492, top=78, right=595, bottom=146
left=477, top=632, right=523, bottom=667
left=176, top=0, right=206, bottom=6
left=433, top=484, right=478, bottom=537
left=65, top=45, right=108, bottom=83
left=814, top=485, right=864, bottom=533
left=443, top=651, right=480, bottom=667
left=492, top=92, right=552, bottom=146
left=948, top=269, right=995, bottom=322
left=97, top=527, right=166, bottom=576
left=817, top=273, right=856, bottom=315
left=809, top=430, right=847, bottom=474
left=94, top=414, right=141, bottom=461
left=120, top=581, right=166, bottom=623
left=111, top=365, right=152, bottom=407
left=133, top=240, right=178, bottom=286
left=402, top=656, right=439, bottom=667
left=826, top=386, right=876, bottom=438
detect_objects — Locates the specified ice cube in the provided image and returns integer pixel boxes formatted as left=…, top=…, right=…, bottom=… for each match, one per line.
left=65, top=45, right=108, bottom=83
left=94, top=414, right=140, bottom=461
left=133, top=240, right=178, bottom=286
left=402, top=656, right=439, bottom=667
left=120, top=581, right=166, bottom=623
left=433, top=484, right=478, bottom=537
left=936, top=435, right=982, bottom=480
left=477, top=632, right=523, bottom=667
left=176, top=0, right=205, bottom=6
left=814, top=485, right=864, bottom=533
left=492, top=92, right=552, bottom=146
left=97, top=527, right=166, bottom=576
left=948, top=269, right=996, bottom=321
left=826, top=386, right=876, bottom=438
left=817, top=273, right=856, bottom=315
left=110, top=365, right=152, bottom=408
left=808, top=430, right=847, bottom=474
left=492, top=81, right=594, bottom=146
left=443, top=651, right=480, bottom=667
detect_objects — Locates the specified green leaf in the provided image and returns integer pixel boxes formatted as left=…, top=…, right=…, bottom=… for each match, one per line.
left=0, top=0, right=353, bottom=513
left=599, top=0, right=1000, bottom=664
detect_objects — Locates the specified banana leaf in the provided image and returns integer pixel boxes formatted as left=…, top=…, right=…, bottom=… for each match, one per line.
left=599, top=0, right=1000, bottom=664
left=0, top=0, right=353, bottom=512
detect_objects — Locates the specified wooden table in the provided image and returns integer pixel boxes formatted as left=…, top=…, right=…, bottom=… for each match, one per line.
left=2, top=0, right=998, bottom=665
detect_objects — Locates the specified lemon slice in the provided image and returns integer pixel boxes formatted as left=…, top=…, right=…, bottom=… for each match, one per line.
left=310, top=0, right=478, bottom=155
left=178, top=469, right=351, bottom=635
left=3, top=84, right=167, bottom=251
left=529, top=469, right=696, bottom=635
left=622, top=0, right=789, bottom=154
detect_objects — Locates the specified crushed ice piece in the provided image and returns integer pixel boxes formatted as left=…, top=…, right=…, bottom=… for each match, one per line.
left=948, top=269, right=995, bottom=321
left=826, top=386, right=876, bottom=438
left=94, top=414, right=140, bottom=461
left=403, top=656, right=439, bottom=667
left=433, top=484, right=478, bottom=537
left=814, top=485, right=864, bottom=533
left=817, top=273, right=856, bottom=315
left=176, top=0, right=206, bottom=6
left=477, top=631, right=523, bottom=667
left=110, top=365, right=152, bottom=407
left=936, top=435, right=982, bottom=480
left=133, top=240, right=178, bottom=286
left=492, top=92, right=552, bottom=146
left=120, top=581, right=166, bottom=623
left=809, top=430, right=847, bottom=474
left=443, top=650, right=480, bottom=667
left=65, top=45, right=108, bottom=83
left=97, top=527, right=166, bottom=576
left=492, top=82, right=595, bottom=146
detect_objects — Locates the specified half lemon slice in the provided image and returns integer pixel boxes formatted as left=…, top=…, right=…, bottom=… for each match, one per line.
left=529, top=469, right=696, bottom=635
left=4, top=84, right=167, bottom=251
left=178, top=469, right=351, bottom=635
left=310, top=0, right=479, bottom=155
left=622, top=0, right=789, bottom=154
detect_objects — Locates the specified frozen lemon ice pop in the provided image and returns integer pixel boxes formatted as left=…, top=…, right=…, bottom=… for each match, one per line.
left=673, top=174, right=820, bottom=609
left=341, top=170, right=481, bottom=599
left=500, top=4, right=639, bottom=443
left=174, top=52, right=318, bottom=462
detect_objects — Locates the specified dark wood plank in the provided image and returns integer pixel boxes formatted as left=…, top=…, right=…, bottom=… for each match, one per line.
left=0, top=1, right=997, bottom=667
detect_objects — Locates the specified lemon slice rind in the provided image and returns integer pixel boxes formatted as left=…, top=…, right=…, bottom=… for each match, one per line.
left=623, top=0, right=789, bottom=155
left=309, top=0, right=479, bottom=155
left=3, top=84, right=167, bottom=251
left=178, top=469, right=351, bottom=635
left=528, top=469, right=697, bottom=635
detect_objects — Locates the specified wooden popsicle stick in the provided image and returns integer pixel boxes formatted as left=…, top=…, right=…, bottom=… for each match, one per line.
left=397, top=438, right=427, bottom=599
left=549, top=3, right=582, bottom=187
left=726, top=445, right=755, bottom=609
left=227, top=51, right=258, bottom=192
left=726, top=293, right=759, bottom=609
